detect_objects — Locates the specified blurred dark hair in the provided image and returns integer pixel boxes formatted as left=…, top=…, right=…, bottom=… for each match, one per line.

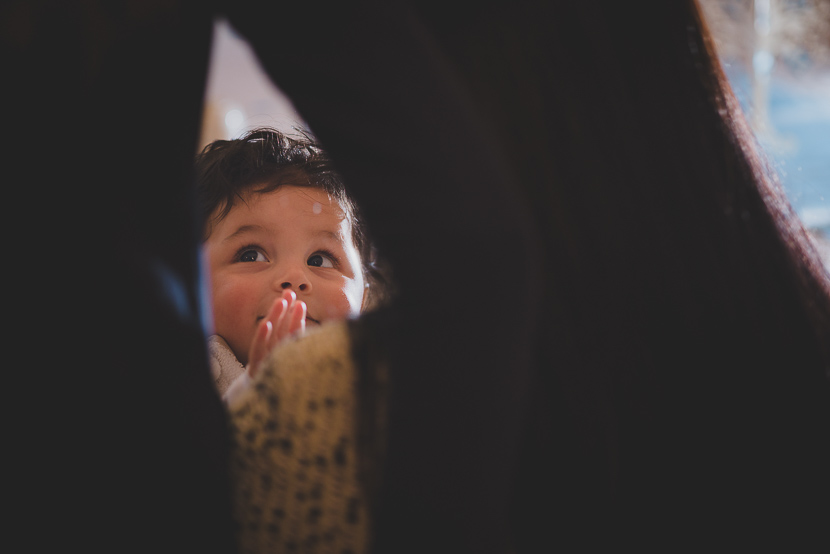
left=194, top=127, right=392, bottom=309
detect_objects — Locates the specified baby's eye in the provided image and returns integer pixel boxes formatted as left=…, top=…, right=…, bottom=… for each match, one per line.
left=239, top=249, right=267, bottom=263
left=307, top=252, right=335, bottom=268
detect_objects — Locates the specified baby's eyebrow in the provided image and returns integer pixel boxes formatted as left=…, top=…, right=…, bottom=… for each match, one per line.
left=312, top=229, right=341, bottom=241
left=222, top=224, right=266, bottom=242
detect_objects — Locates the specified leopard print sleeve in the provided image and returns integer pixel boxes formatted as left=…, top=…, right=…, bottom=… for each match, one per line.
left=226, top=321, right=372, bottom=554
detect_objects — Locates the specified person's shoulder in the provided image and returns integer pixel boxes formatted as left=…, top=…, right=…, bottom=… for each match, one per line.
left=267, top=321, right=352, bottom=376
left=225, top=320, right=370, bottom=552
left=225, top=321, right=354, bottom=412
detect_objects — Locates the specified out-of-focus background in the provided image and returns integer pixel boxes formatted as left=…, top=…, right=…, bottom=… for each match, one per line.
left=198, top=18, right=306, bottom=150
left=699, top=0, right=830, bottom=265
left=200, top=2, right=830, bottom=266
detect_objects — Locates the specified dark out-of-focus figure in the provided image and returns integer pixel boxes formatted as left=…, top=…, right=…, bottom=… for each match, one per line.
left=3, top=1, right=536, bottom=553
left=4, top=0, right=829, bottom=553
left=408, top=0, right=830, bottom=549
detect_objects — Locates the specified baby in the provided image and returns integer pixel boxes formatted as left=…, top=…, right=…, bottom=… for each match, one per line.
left=194, top=127, right=386, bottom=397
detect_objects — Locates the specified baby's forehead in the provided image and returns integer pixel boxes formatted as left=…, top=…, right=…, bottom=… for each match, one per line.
left=248, top=184, right=352, bottom=223
left=208, top=184, right=341, bottom=236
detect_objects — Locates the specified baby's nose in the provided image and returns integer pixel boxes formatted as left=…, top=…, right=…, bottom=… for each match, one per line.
left=275, top=265, right=311, bottom=293
left=280, top=280, right=309, bottom=292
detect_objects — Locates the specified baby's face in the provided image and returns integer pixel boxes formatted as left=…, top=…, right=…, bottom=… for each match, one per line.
left=204, top=185, right=365, bottom=365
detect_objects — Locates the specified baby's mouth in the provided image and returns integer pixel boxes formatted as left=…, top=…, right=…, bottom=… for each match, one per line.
left=256, top=315, right=320, bottom=325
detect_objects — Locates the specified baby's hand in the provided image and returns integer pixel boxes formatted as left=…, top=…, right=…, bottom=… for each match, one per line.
left=247, top=289, right=306, bottom=379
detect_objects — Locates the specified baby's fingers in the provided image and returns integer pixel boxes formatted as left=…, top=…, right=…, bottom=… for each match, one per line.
left=274, top=296, right=306, bottom=339
left=247, top=318, right=273, bottom=379
left=287, top=300, right=306, bottom=336
left=248, top=297, right=287, bottom=378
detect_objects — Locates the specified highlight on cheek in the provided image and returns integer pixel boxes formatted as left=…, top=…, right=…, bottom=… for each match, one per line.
left=312, top=201, right=323, bottom=215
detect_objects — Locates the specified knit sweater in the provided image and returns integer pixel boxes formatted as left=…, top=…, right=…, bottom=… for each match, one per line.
left=225, top=321, right=377, bottom=554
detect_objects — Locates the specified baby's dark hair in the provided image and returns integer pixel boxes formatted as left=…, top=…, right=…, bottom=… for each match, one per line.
left=194, top=127, right=391, bottom=309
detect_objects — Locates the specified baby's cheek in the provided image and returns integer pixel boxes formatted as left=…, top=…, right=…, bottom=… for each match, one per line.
left=332, top=279, right=364, bottom=319
left=212, top=280, right=259, bottom=361
left=345, top=282, right=364, bottom=316
left=314, top=285, right=355, bottom=322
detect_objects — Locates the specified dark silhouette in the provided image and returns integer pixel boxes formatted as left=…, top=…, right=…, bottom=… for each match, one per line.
left=5, top=1, right=828, bottom=553
left=409, top=0, right=830, bottom=549
left=5, top=1, right=534, bottom=553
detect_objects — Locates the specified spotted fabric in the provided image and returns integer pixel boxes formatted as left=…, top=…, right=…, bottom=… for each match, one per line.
left=226, top=321, right=372, bottom=554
